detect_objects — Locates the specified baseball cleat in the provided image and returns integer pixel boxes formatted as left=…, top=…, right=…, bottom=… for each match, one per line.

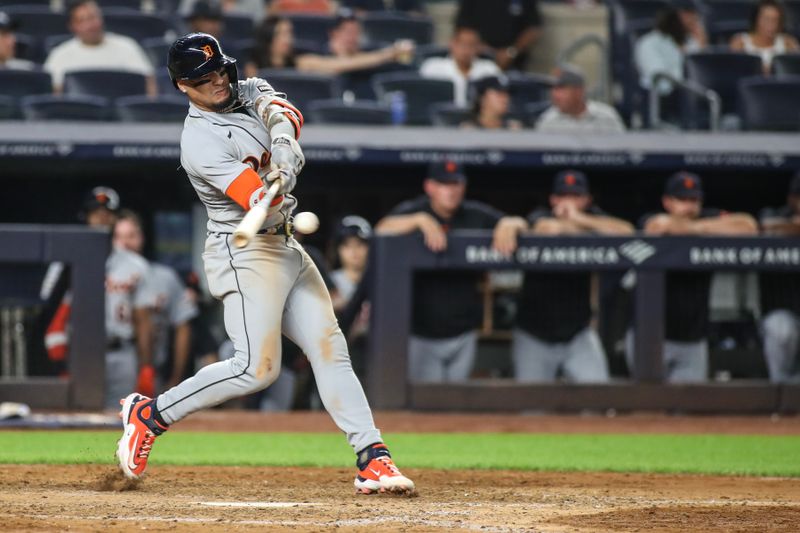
left=116, top=393, right=167, bottom=479
left=354, top=444, right=416, bottom=495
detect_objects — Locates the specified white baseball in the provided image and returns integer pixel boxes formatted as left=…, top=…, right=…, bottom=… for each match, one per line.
left=293, top=211, right=319, bottom=234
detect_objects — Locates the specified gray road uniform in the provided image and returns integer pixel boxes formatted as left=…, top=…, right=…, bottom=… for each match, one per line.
left=154, top=78, right=383, bottom=452
left=106, top=248, right=157, bottom=408
left=150, top=263, right=199, bottom=385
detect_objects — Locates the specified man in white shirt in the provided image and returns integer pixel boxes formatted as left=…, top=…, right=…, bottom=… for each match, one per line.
left=44, top=0, right=156, bottom=95
left=0, top=12, right=35, bottom=70
left=419, top=26, right=501, bottom=107
left=536, top=66, right=626, bottom=133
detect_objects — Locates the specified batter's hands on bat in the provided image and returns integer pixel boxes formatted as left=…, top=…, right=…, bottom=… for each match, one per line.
left=267, top=168, right=296, bottom=195
left=416, top=212, right=447, bottom=252
left=270, top=134, right=305, bottom=176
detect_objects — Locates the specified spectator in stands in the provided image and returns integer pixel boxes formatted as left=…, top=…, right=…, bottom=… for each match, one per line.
left=730, top=0, right=799, bottom=74
left=44, top=0, right=156, bottom=96
left=268, top=0, right=334, bottom=15
left=635, top=1, right=707, bottom=97
left=112, top=210, right=199, bottom=393
left=342, top=0, right=424, bottom=16
left=184, top=0, right=225, bottom=40
left=245, top=12, right=413, bottom=77
left=419, top=26, right=501, bottom=107
left=632, top=172, right=758, bottom=382
left=179, top=0, right=266, bottom=21
left=461, top=75, right=523, bottom=130
left=492, top=170, right=632, bottom=383
left=535, top=66, right=626, bottom=133
left=456, top=0, right=542, bottom=71
left=758, top=172, right=800, bottom=383
left=0, top=12, right=34, bottom=70
left=330, top=215, right=372, bottom=378
left=375, top=160, right=504, bottom=383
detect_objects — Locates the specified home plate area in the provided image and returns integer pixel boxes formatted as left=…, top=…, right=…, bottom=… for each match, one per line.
left=3, top=465, right=799, bottom=532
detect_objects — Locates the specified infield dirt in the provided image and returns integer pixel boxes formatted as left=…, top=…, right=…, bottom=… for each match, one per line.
left=2, top=412, right=799, bottom=532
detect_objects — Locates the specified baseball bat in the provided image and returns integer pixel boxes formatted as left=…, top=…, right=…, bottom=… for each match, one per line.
left=232, top=175, right=282, bottom=248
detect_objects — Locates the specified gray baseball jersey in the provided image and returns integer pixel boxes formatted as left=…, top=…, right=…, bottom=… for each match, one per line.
left=155, top=78, right=382, bottom=453
left=150, top=263, right=198, bottom=368
left=105, top=248, right=157, bottom=408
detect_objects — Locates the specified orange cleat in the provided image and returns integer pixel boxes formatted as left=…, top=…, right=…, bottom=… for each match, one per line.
left=116, top=393, right=167, bottom=479
left=354, top=444, right=415, bottom=495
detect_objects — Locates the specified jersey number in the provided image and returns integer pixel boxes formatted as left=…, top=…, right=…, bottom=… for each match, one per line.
left=243, top=152, right=270, bottom=173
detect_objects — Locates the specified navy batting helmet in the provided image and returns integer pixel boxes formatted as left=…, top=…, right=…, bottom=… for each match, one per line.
left=167, top=33, right=238, bottom=92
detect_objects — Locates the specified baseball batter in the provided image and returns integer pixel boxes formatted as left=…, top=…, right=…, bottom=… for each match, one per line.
left=116, top=33, right=414, bottom=495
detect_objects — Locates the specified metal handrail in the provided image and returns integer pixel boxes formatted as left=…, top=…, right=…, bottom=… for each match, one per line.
left=649, top=72, right=722, bottom=131
left=557, top=33, right=609, bottom=102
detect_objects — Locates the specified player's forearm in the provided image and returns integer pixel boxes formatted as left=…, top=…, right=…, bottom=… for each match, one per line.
left=375, top=213, right=428, bottom=235
left=133, top=308, right=153, bottom=367
left=761, top=220, right=800, bottom=236
left=296, top=49, right=394, bottom=75
left=576, top=214, right=635, bottom=235
left=691, top=214, right=758, bottom=235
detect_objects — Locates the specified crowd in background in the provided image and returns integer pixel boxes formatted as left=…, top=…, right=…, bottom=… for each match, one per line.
left=0, top=0, right=798, bottom=129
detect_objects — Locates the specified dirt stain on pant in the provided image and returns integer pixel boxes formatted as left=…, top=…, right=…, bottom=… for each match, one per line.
left=256, top=329, right=281, bottom=380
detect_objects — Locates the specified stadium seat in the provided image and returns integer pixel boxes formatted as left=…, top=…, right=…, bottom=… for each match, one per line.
left=63, top=70, right=148, bottom=100
left=142, top=37, right=171, bottom=68
left=772, top=54, right=800, bottom=77
left=13, top=32, right=37, bottom=62
left=702, top=0, right=754, bottom=44
left=115, top=95, right=187, bottom=122
left=362, top=12, right=434, bottom=46
left=504, top=72, right=553, bottom=115
left=372, top=72, right=453, bottom=125
left=429, top=102, right=471, bottom=127
left=738, top=76, right=800, bottom=131
left=306, top=99, right=392, bottom=125
left=156, top=69, right=177, bottom=95
left=524, top=101, right=551, bottom=127
left=223, top=13, right=255, bottom=39
left=258, top=69, right=340, bottom=112
left=684, top=52, right=763, bottom=116
left=96, top=0, right=146, bottom=9
left=103, top=9, right=176, bottom=41
left=340, top=62, right=415, bottom=100
left=786, top=1, right=800, bottom=37
left=42, top=33, right=72, bottom=57
left=20, top=94, right=110, bottom=121
left=0, top=94, right=18, bottom=120
left=2, top=6, right=67, bottom=39
left=286, top=14, right=337, bottom=46
left=0, top=69, right=52, bottom=99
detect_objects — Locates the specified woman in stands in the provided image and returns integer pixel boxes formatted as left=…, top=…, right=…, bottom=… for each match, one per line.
left=245, top=14, right=414, bottom=78
left=461, top=75, right=522, bottom=130
left=730, top=0, right=799, bottom=74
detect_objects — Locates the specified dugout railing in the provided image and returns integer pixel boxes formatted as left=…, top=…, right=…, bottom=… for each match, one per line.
left=0, top=225, right=107, bottom=409
left=366, top=233, right=800, bottom=413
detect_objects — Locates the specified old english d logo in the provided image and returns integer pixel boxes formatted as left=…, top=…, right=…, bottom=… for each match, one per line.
left=201, top=45, right=214, bottom=60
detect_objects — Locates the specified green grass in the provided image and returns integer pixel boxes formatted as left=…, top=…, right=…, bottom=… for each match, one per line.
left=1, top=431, right=799, bottom=477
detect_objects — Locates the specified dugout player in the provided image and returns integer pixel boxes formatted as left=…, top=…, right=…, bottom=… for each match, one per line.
left=758, top=173, right=800, bottom=383
left=375, top=160, right=504, bottom=382
left=112, top=210, right=199, bottom=393
left=116, top=33, right=414, bottom=495
left=493, top=170, right=633, bottom=382
left=630, top=172, right=758, bottom=382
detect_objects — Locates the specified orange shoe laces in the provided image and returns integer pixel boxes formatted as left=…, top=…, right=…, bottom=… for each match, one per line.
left=137, top=432, right=156, bottom=459
left=374, top=456, right=401, bottom=476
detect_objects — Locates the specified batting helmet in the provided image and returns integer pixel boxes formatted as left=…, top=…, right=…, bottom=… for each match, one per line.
left=167, top=33, right=238, bottom=93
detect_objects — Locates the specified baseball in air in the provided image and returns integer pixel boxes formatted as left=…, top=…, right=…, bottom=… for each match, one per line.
left=293, top=211, right=320, bottom=234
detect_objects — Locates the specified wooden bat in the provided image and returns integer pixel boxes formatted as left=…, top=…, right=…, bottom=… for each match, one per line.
left=232, top=174, right=283, bottom=248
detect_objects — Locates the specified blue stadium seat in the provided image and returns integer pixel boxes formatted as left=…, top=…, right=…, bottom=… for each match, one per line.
left=63, top=70, right=148, bottom=100
left=115, top=95, right=187, bottom=122
left=429, top=102, right=471, bottom=127
left=258, top=69, right=340, bottom=112
left=0, top=68, right=52, bottom=99
left=786, top=1, right=800, bottom=37
left=702, top=0, right=753, bottom=44
left=2, top=6, right=67, bottom=39
left=362, top=12, right=434, bottom=46
left=685, top=52, right=763, bottom=115
left=286, top=14, right=337, bottom=47
left=103, top=9, right=176, bottom=41
left=371, top=72, right=453, bottom=125
left=223, top=13, right=256, bottom=39
left=524, top=101, right=551, bottom=128
left=306, top=99, right=392, bottom=125
left=738, top=76, right=800, bottom=131
left=772, top=54, right=800, bottom=77
left=42, top=33, right=72, bottom=58
left=504, top=72, right=553, bottom=115
left=155, top=69, right=177, bottom=95
left=142, top=37, right=171, bottom=68
left=20, top=94, right=110, bottom=121
left=13, top=32, right=37, bottom=62
left=0, top=94, right=18, bottom=120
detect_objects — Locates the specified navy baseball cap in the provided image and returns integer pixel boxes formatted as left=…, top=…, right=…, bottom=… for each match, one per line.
left=665, top=171, right=703, bottom=199
left=0, top=11, right=17, bottom=31
left=552, top=169, right=589, bottom=195
left=428, top=160, right=466, bottom=183
left=337, top=215, right=372, bottom=243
